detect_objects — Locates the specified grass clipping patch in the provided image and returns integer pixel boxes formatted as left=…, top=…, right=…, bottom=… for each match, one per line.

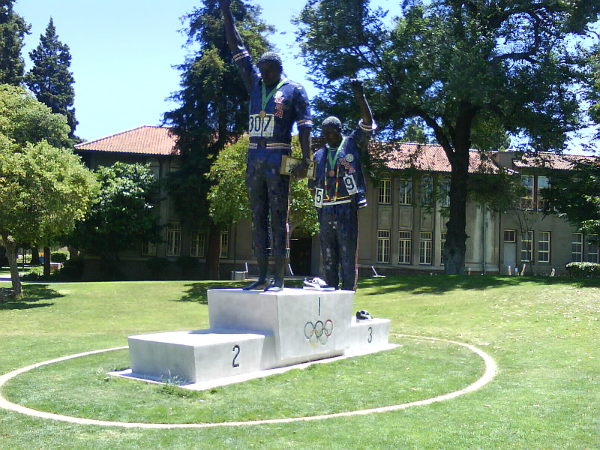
left=3, top=336, right=484, bottom=424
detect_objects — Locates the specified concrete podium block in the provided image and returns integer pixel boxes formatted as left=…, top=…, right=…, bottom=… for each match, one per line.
left=208, top=288, right=354, bottom=366
left=125, top=288, right=393, bottom=387
left=128, top=330, right=271, bottom=383
left=347, top=317, right=391, bottom=350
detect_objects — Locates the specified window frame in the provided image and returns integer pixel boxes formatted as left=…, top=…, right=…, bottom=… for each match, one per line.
left=378, top=179, right=392, bottom=205
left=166, top=222, right=182, bottom=257
left=520, top=230, right=533, bottom=262
left=419, top=231, right=433, bottom=265
left=398, top=230, right=412, bottom=264
left=571, top=233, right=583, bottom=262
left=538, top=231, right=550, bottom=263
left=377, top=230, right=391, bottom=263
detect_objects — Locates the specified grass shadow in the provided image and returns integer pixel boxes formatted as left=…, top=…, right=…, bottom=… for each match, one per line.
left=178, top=282, right=247, bottom=304
left=0, top=284, right=64, bottom=310
left=357, top=274, right=600, bottom=296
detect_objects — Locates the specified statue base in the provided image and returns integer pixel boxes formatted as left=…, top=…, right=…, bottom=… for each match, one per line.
left=120, top=288, right=392, bottom=388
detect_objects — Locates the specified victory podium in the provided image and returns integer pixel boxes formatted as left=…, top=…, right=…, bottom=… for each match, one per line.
left=123, top=289, right=392, bottom=389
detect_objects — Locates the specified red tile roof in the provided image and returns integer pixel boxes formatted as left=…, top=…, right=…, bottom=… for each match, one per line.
left=370, top=142, right=501, bottom=174
left=512, top=152, right=594, bottom=170
left=75, top=126, right=178, bottom=156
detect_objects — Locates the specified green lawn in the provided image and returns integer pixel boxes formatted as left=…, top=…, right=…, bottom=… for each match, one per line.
left=0, top=276, right=598, bottom=448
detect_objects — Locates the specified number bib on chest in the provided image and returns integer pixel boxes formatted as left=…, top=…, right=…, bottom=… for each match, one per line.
left=314, top=188, right=324, bottom=208
left=343, top=174, right=358, bottom=195
left=249, top=113, right=275, bottom=138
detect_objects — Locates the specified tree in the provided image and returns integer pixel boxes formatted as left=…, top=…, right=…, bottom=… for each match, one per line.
left=208, top=135, right=318, bottom=234
left=67, top=162, right=161, bottom=276
left=296, top=0, right=599, bottom=274
left=0, top=0, right=29, bottom=86
left=0, top=101, right=96, bottom=297
left=544, top=157, right=600, bottom=235
left=163, top=0, right=272, bottom=279
left=25, top=18, right=78, bottom=137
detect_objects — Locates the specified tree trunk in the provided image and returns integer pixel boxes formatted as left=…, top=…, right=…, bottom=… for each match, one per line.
left=206, top=221, right=222, bottom=280
left=1, top=234, right=23, bottom=298
left=443, top=149, right=470, bottom=275
left=43, top=246, right=51, bottom=277
left=30, top=246, right=41, bottom=265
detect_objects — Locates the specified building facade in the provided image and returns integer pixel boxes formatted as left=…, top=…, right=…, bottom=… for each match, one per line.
left=74, top=126, right=597, bottom=279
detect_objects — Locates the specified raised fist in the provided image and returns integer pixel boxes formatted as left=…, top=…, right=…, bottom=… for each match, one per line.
left=350, top=78, right=364, bottom=93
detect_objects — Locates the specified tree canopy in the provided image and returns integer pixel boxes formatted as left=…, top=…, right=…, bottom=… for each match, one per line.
left=25, top=18, right=77, bottom=137
left=544, top=157, right=600, bottom=235
left=68, top=162, right=161, bottom=266
left=0, top=84, right=71, bottom=147
left=0, top=85, right=96, bottom=297
left=0, top=0, right=29, bottom=86
left=208, top=135, right=318, bottom=235
left=296, top=0, right=600, bottom=273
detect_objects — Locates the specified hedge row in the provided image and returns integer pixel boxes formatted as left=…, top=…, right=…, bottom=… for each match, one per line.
left=565, top=262, right=600, bottom=277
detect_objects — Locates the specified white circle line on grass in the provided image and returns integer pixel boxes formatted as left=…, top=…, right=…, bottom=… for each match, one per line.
left=0, top=335, right=497, bottom=429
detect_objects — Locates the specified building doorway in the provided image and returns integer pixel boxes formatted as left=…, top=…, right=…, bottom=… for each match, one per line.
left=289, top=229, right=312, bottom=276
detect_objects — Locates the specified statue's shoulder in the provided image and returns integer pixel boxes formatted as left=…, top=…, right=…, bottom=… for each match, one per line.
left=285, top=79, right=308, bottom=92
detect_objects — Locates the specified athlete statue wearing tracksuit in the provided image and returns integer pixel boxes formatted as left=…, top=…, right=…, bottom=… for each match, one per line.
left=310, top=80, right=375, bottom=291
left=220, top=0, right=313, bottom=291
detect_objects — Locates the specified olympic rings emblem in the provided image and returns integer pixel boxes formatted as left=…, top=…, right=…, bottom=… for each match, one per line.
left=304, top=319, right=334, bottom=345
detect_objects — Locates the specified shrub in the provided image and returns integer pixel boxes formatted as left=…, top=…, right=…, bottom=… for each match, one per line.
left=51, top=251, right=68, bottom=263
left=565, top=262, right=600, bottom=277
left=56, top=258, right=85, bottom=280
left=145, top=257, right=169, bottom=279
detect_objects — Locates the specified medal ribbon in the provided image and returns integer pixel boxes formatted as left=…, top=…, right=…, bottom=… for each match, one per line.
left=261, top=78, right=287, bottom=112
left=327, top=137, right=346, bottom=170
left=324, top=137, right=346, bottom=201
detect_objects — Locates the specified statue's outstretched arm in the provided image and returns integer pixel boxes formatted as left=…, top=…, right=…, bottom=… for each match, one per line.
left=219, top=0, right=246, bottom=55
left=351, top=79, right=374, bottom=129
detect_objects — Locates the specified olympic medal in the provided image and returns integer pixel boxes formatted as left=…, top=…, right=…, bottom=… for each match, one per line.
left=328, top=170, right=335, bottom=177
left=259, top=110, right=266, bottom=118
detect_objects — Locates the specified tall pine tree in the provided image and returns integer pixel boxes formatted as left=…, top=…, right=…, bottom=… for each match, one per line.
left=25, top=18, right=77, bottom=137
left=0, top=0, right=29, bottom=86
left=164, top=0, right=271, bottom=278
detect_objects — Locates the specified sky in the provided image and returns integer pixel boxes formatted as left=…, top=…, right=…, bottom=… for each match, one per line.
left=12, top=0, right=599, bottom=153
left=13, top=0, right=394, bottom=142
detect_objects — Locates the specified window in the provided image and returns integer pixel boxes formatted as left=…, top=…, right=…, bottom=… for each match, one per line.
left=520, top=176, right=534, bottom=209
left=520, top=230, right=533, bottom=262
left=439, top=178, right=450, bottom=207
left=398, top=179, right=413, bottom=205
left=419, top=232, right=432, bottom=265
left=420, top=176, right=433, bottom=206
left=378, top=179, right=392, bottom=204
left=572, top=233, right=583, bottom=262
left=398, top=231, right=412, bottom=264
left=440, top=232, right=447, bottom=265
left=538, top=231, right=550, bottom=263
left=220, top=230, right=229, bottom=259
left=190, top=232, right=206, bottom=258
left=504, top=230, right=516, bottom=242
left=141, top=241, right=157, bottom=256
left=536, top=176, right=549, bottom=210
left=377, top=230, right=390, bottom=263
left=166, top=222, right=181, bottom=257
left=587, top=234, right=599, bottom=263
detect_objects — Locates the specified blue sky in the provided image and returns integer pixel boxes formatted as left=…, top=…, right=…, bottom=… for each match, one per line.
left=13, top=0, right=375, bottom=141
left=13, top=0, right=598, bottom=152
